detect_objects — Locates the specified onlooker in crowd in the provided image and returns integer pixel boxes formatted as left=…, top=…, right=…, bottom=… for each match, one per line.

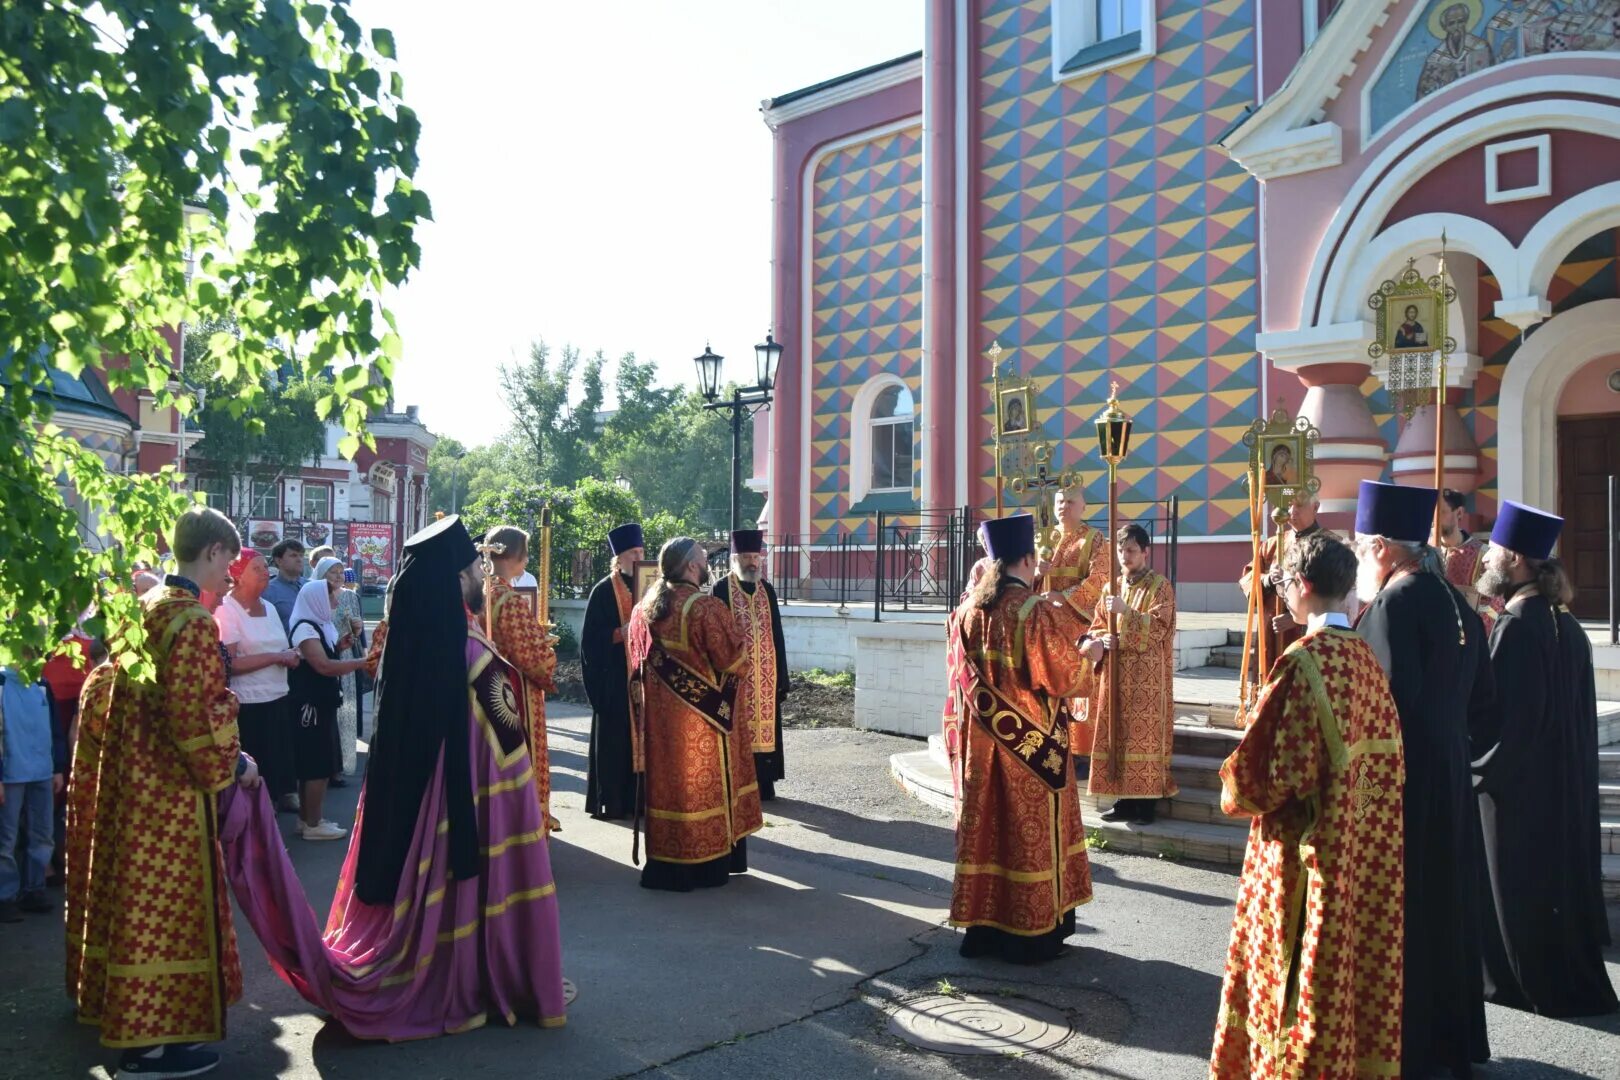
left=0, top=654, right=67, bottom=921
left=286, top=580, right=366, bottom=840
left=215, top=550, right=302, bottom=813
left=306, top=545, right=336, bottom=580
left=264, top=539, right=307, bottom=630
left=130, top=568, right=162, bottom=596
left=313, top=556, right=359, bottom=781
left=41, top=627, right=92, bottom=885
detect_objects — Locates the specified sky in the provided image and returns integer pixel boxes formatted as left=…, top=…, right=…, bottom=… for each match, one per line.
left=350, top=0, right=923, bottom=447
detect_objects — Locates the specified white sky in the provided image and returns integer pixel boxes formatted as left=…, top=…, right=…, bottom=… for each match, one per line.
left=352, top=0, right=923, bottom=447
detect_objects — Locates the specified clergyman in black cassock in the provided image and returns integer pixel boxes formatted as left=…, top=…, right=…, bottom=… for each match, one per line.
left=1352, top=480, right=1494, bottom=1079
left=710, top=530, right=791, bottom=800
left=1473, top=500, right=1618, bottom=1018
left=581, top=523, right=644, bottom=820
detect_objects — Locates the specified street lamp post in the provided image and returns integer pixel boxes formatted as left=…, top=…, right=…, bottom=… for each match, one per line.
left=695, top=333, right=783, bottom=536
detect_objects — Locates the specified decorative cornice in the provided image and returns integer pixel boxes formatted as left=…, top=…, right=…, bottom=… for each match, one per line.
left=1224, top=121, right=1342, bottom=180
left=762, top=56, right=923, bottom=129
left=1221, top=1, right=1397, bottom=165
left=1254, top=320, right=1374, bottom=371
left=1493, top=294, right=1552, bottom=332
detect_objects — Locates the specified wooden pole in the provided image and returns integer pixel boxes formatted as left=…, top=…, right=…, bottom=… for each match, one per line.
left=1106, top=458, right=1121, bottom=784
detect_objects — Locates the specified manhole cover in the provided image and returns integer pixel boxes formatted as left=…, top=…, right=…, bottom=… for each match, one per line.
left=562, top=978, right=578, bottom=1005
left=887, top=994, right=1072, bottom=1056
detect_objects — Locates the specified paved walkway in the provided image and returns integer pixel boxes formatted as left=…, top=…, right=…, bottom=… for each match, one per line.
left=7, top=704, right=1617, bottom=1078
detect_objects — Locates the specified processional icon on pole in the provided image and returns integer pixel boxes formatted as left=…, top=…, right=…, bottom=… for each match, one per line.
left=986, top=340, right=1079, bottom=561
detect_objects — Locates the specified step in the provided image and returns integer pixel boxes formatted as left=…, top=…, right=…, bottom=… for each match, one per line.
left=1601, top=783, right=1620, bottom=817
left=1600, top=703, right=1620, bottom=748
left=1206, top=645, right=1244, bottom=671
left=1602, top=749, right=1620, bottom=781
left=1083, top=815, right=1248, bottom=866
left=1606, top=855, right=1620, bottom=902
left=1078, top=786, right=1246, bottom=830
left=1604, top=820, right=1620, bottom=856
left=889, top=747, right=954, bottom=816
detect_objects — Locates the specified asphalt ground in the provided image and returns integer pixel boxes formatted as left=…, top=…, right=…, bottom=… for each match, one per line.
left=3, top=703, right=1617, bottom=1078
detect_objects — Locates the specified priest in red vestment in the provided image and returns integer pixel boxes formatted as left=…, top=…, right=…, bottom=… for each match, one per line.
left=946, top=513, right=1095, bottom=964
left=710, top=529, right=790, bottom=801
left=1238, top=494, right=1332, bottom=671
left=1034, top=483, right=1109, bottom=754
left=1085, top=523, right=1177, bottom=823
left=1211, top=532, right=1405, bottom=1078
left=628, top=536, right=761, bottom=891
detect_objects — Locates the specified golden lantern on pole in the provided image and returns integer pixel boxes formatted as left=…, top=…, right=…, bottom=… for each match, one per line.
left=1094, top=379, right=1134, bottom=783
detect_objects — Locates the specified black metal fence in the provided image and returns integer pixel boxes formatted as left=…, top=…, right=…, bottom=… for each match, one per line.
left=743, top=496, right=1182, bottom=618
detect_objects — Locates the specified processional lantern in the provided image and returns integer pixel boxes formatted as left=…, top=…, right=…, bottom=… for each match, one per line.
left=1092, top=379, right=1135, bottom=784
left=754, top=332, right=782, bottom=391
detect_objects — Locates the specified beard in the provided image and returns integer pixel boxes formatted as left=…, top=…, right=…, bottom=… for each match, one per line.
left=737, top=565, right=761, bottom=584
left=1477, top=563, right=1511, bottom=599
left=1354, top=557, right=1384, bottom=604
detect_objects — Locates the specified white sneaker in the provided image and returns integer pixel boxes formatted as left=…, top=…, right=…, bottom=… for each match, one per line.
left=300, top=820, right=347, bottom=841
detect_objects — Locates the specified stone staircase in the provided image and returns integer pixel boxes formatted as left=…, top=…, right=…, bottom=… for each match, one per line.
left=1205, top=628, right=1246, bottom=671
left=892, top=685, right=1620, bottom=900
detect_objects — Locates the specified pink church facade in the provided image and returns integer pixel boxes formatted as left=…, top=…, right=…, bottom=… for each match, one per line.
left=758, top=0, right=1620, bottom=614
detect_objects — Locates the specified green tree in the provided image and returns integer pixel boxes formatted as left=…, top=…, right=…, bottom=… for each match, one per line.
left=596, top=386, right=764, bottom=535
left=0, top=1, right=429, bottom=677
left=498, top=339, right=605, bottom=487
left=185, top=318, right=329, bottom=515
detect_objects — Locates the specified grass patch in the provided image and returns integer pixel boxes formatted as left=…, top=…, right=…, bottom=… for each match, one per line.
left=934, top=978, right=963, bottom=998
left=1085, top=827, right=1109, bottom=851
left=795, top=667, right=854, bottom=690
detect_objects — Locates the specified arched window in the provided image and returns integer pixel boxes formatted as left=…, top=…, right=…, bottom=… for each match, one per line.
left=868, top=383, right=915, bottom=493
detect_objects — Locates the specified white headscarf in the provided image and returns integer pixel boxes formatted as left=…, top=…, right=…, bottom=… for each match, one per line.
left=289, top=578, right=338, bottom=649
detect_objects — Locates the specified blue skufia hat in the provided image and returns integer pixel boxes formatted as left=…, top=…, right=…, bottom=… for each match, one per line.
left=1355, top=480, right=1436, bottom=543
left=607, top=523, right=644, bottom=555
left=982, top=513, right=1036, bottom=563
left=1491, top=500, right=1562, bottom=560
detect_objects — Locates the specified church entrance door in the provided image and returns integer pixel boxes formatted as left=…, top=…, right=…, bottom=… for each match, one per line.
left=1557, top=413, right=1620, bottom=620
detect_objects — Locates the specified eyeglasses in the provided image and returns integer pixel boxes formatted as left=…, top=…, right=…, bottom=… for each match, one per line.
left=1278, top=575, right=1298, bottom=591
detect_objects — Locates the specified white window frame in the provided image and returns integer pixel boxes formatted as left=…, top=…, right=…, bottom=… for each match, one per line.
left=248, top=477, right=279, bottom=518
left=1051, top=0, right=1155, bottom=83
left=302, top=481, right=332, bottom=521
left=194, top=474, right=231, bottom=513
left=849, top=374, right=917, bottom=504
left=1485, top=133, right=1551, bottom=205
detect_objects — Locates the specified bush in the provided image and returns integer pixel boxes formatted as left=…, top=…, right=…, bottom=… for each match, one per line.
left=550, top=619, right=579, bottom=658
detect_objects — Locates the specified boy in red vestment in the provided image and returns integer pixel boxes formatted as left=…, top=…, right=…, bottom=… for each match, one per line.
left=1212, top=532, right=1405, bottom=1079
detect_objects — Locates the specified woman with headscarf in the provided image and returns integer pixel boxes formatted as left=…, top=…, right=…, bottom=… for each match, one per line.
left=215, top=550, right=302, bottom=810
left=313, top=556, right=361, bottom=782
left=338, top=567, right=368, bottom=740
left=287, top=579, right=367, bottom=840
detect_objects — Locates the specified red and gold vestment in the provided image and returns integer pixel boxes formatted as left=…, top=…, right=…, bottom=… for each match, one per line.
left=1439, top=536, right=1503, bottom=636
left=1210, top=626, right=1405, bottom=1079
left=1086, top=570, right=1177, bottom=799
left=1035, top=523, right=1109, bottom=753
left=487, top=577, right=560, bottom=830
left=722, top=573, right=779, bottom=754
left=629, top=584, right=762, bottom=865
left=946, top=581, right=1094, bottom=936
left=66, top=588, right=244, bottom=1048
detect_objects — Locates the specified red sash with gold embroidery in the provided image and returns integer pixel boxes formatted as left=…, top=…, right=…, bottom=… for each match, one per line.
left=726, top=575, right=779, bottom=753
left=959, top=655, right=1071, bottom=791
left=647, top=648, right=737, bottom=735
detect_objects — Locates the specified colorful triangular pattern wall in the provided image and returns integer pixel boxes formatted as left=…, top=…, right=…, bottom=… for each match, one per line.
left=810, top=126, right=924, bottom=543
left=974, top=0, right=1262, bottom=538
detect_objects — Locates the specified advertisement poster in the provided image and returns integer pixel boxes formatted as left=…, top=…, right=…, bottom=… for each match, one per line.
left=348, top=522, right=395, bottom=586
left=246, top=519, right=284, bottom=556
left=300, top=521, right=335, bottom=550
left=332, top=521, right=351, bottom=561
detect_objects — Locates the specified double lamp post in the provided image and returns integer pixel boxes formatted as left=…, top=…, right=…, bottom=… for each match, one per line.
left=694, top=333, right=783, bottom=536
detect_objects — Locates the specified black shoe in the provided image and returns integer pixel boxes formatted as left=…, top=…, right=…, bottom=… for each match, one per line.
left=115, top=1043, right=220, bottom=1078
left=1099, top=803, right=1130, bottom=823
left=1133, top=800, right=1158, bottom=824
left=19, top=890, right=52, bottom=913
left=0, top=900, right=21, bottom=923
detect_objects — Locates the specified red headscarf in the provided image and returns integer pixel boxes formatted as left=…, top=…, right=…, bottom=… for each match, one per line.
left=228, top=549, right=265, bottom=582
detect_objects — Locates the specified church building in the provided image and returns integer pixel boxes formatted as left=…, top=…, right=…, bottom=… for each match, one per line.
left=757, top=0, right=1620, bottom=615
